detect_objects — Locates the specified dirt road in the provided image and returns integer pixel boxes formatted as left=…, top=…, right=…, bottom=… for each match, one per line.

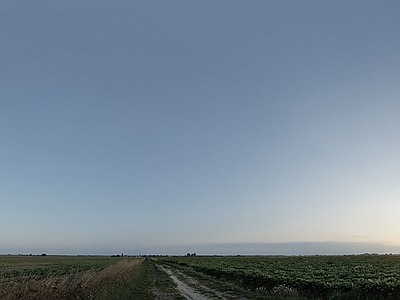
left=160, top=266, right=211, bottom=300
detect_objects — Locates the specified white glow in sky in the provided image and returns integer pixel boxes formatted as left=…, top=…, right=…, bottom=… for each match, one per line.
left=1, top=0, right=400, bottom=255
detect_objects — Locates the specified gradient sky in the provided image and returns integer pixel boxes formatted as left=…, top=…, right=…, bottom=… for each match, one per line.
left=1, top=0, right=400, bottom=255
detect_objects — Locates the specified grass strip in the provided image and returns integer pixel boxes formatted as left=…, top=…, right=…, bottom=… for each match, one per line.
left=93, top=259, right=154, bottom=300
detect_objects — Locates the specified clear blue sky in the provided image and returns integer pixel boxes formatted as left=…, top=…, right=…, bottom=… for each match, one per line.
left=1, top=0, right=400, bottom=255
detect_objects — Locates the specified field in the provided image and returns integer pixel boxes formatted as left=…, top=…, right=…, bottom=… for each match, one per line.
left=2, top=255, right=400, bottom=299
left=0, top=255, right=183, bottom=300
left=160, top=254, right=400, bottom=299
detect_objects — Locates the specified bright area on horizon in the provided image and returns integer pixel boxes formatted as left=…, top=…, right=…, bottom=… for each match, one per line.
left=1, top=1, right=400, bottom=256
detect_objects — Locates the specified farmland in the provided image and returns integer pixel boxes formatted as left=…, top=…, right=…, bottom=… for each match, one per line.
left=2, top=254, right=400, bottom=299
left=159, top=254, right=400, bottom=299
left=0, top=255, right=179, bottom=300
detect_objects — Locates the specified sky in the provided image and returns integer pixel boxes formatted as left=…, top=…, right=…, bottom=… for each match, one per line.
left=1, top=0, right=400, bottom=256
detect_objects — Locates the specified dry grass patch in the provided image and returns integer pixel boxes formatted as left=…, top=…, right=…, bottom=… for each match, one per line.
left=0, top=259, right=142, bottom=300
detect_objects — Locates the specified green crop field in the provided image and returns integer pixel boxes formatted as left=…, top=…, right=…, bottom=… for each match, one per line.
left=3, top=254, right=400, bottom=299
left=160, top=254, right=400, bottom=299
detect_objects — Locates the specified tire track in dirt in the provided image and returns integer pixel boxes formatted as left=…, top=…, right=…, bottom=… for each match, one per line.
left=160, top=266, right=211, bottom=300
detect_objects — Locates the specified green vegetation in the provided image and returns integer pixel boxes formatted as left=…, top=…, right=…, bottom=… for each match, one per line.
left=0, top=256, right=159, bottom=300
left=0, top=255, right=191, bottom=300
left=90, top=259, right=154, bottom=300
left=160, top=254, right=400, bottom=299
left=0, top=255, right=116, bottom=280
left=156, top=259, right=288, bottom=300
left=4, top=254, right=400, bottom=299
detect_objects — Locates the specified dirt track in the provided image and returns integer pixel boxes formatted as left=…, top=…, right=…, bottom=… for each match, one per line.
left=160, top=266, right=210, bottom=300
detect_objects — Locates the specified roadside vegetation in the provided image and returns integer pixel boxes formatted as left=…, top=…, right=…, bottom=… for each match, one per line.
left=0, top=256, right=154, bottom=300
left=0, top=255, right=188, bottom=300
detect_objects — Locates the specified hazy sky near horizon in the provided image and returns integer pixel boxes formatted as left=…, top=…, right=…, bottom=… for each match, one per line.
left=1, top=0, right=400, bottom=255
